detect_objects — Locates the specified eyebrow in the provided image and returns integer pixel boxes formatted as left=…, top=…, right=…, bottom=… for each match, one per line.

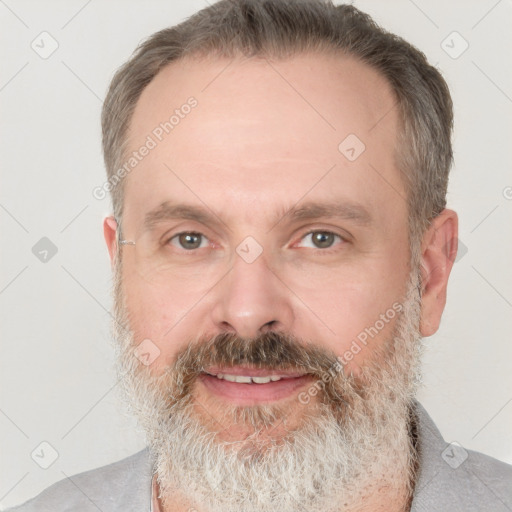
left=143, top=202, right=224, bottom=231
left=143, top=200, right=373, bottom=232
left=280, top=201, right=372, bottom=227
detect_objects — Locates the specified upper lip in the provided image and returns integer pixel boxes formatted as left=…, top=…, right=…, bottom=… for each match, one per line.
left=204, top=366, right=308, bottom=378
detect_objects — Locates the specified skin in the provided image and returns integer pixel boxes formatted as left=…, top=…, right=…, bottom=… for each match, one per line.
left=103, top=53, right=458, bottom=510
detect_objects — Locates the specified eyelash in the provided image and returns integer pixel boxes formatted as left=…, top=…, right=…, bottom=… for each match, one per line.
left=166, top=231, right=211, bottom=250
left=165, top=229, right=349, bottom=252
left=295, top=230, right=347, bottom=251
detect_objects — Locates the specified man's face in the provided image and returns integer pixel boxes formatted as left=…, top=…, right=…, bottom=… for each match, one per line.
left=109, top=53, right=424, bottom=510
left=118, top=52, right=410, bottom=419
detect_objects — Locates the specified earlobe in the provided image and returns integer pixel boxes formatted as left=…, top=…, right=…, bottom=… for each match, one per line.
left=418, top=209, right=458, bottom=337
left=103, top=216, right=118, bottom=266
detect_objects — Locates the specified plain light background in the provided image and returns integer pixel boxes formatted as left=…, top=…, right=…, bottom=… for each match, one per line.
left=1, top=0, right=511, bottom=508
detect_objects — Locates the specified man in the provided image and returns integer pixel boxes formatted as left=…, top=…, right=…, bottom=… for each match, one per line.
left=8, top=0, right=512, bottom=511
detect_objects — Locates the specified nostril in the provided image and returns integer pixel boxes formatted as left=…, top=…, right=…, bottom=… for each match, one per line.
left=219, top=321, right=237, bottom=334
left=260, top=320, right=278, bottom=333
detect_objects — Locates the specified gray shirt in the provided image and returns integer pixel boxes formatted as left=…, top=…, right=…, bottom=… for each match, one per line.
left=7, top=402, right=512, bottom=511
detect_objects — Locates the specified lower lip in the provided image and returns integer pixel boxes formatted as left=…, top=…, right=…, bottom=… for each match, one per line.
left=198, top=373, right=313, bottom=405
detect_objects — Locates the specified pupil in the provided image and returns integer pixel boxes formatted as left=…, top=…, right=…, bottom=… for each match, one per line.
left=313, top=232, right=334, bottom=248
left=179, top=233, right=201, bottom=249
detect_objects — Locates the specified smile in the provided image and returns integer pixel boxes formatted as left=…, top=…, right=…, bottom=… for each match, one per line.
left=206, top=373, right=285, bottom=384
left=199, top=366, right=313, bottom=404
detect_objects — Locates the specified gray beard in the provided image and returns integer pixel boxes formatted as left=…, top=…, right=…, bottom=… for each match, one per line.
left=112, top=266, right=423, bottom=512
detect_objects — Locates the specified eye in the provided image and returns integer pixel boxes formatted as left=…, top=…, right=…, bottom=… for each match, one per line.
left=296, top=231, right=344, bottom=249
left=168, top=232, right=209, bottom=250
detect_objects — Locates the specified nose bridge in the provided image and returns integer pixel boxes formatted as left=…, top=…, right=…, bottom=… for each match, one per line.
left=210, top=248, right=293, bottom=338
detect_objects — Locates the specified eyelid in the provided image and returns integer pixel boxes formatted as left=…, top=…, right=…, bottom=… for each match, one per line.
left=158, top=224, right=352, bottom=250
left=296, top=231, right=344, bottom=249
left=158, top=222, right=220, bottom=247
left=166, top=231, right=212, bottom=250
left=291, top=226, right=352, bottom=247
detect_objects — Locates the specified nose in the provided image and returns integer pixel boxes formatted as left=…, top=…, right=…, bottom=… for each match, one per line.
left=209, top=251, right=294, bottom=339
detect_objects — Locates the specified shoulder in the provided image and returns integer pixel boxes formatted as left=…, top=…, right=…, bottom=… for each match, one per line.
left=464, top=447, right=512, bottom=501
left=6, top=448, right=153, bottom=512
left=412, top=402, right=512, bottom=512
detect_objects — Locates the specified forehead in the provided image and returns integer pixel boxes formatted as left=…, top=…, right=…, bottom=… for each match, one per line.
left=123, top=52, right=406, bottom=229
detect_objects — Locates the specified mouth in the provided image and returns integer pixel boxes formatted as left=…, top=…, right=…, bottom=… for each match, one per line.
left=198, top=366, right=314, bottom=405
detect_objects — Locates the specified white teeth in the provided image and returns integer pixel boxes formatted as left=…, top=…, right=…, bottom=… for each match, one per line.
left=234, top=375, right=252, bottom=384
left=211, top=373, right=284, bottom=384
left=251, top=376, right=272, bottom=384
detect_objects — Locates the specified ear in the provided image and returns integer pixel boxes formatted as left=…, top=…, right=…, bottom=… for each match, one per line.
left=419, top=208, right=458, bottom=337
left=103, top=216, right=118, bottom=267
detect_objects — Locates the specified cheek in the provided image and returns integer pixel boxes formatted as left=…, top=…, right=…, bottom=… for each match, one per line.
left=284, top=264, right=406, bottom=371
left=121, top=266, right=207, bottom=370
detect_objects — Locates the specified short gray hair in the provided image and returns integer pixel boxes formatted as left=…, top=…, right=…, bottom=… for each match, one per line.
left=102, top=0, right=453, bottom=259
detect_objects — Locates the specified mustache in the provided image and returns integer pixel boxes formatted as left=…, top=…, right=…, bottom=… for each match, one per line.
left=174, top=331, right=341, bottom=376
left=164, top=331, right=352, bottom=407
